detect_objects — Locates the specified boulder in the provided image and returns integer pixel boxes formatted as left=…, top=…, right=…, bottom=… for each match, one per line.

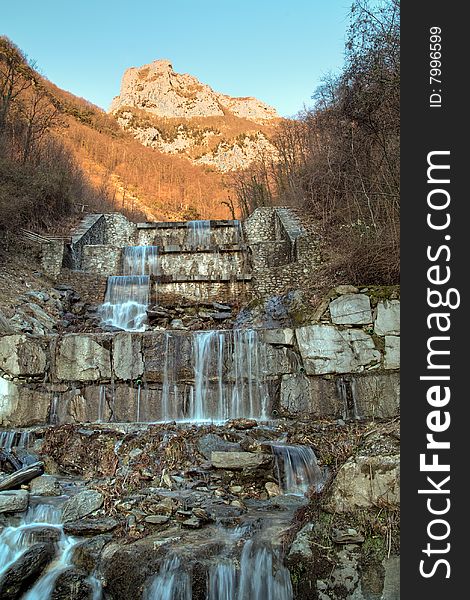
left=296, top=325, right=381, bottom=375
left=325, top=454, right=400, bottom=512
left=329, top=294, right=372, bottom=325
left=55, top=335, right=111, bottom=381
left=374, top=300, right=400, bottom=335
left=61, top=489, right=104, bottom=523
left=210, top=451, right=271, bottom=470
left=261, top=328, right=295, bottom=346
left=29, top=474, right=62, bottom=496
left=113, top=333, right=144, bottom=380
left=0, top=489, right=29, bottom=513
left=49, top=567, right=96, bottom=600
left=0, top=543, right=54, bottom=599
left=0, top=334, right=47, bottom=377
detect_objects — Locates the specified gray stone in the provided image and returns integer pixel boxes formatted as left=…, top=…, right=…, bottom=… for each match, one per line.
left=0, top=542, right=54, bottom=599
left=261, top=328, right=295, bottom=346
left=0, top=308, right=16, bottom=334
left=333, top=285, right=359, bottom=295
left=113, top=333, right=144, bottom=380
left=325, top=454, right=400, bottom=512
left=0, top=489, right=29, bottom=513
left=280, top=374, right=342, bottom=416
left=329, top=294, right=372, bottom=325
left=374, top=300, right=400, bottom=335
left=0, top=335, right=47, bottom=377
left=197, top=434, right=241, bottom=460
left=211, top=451, right=271, bottom=470
left=55, top=335, right=111, bottom=381
left=296, top=325, right=381, bottom=375
left=63, top=517, right=118, bottom=535
left=49, top=567, right=95, bottom=599
left=145, top=515, right=170, bottom=525
left=29, top=475, right=62, bottom=497
left=288, top=523, right=314, bottom=559
left=382, top=555, right=400, bottom=600
left=352, top=373, right=400, bottom=418
left=384, top=336, right=400, bottom=370
left=61, top=489, right=104, bottom=522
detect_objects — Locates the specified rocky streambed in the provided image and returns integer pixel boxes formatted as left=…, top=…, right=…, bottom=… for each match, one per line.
left=0, top=418, right=400, bottom=599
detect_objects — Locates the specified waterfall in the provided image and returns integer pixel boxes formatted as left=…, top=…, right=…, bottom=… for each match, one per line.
left=159, top=329, right=269, bottom=423
left=208, top=562, right=236, bottom=600
left=271, top=444, right=325, bottom=496
left=337, top=376, right=360, bottom=420
left=237, top=541, right=292, bottom=600
left=146, top=555, right=192, bottom=600
left=187, top=220, right=211, bottom=249
left=122, top=246, right=159, bottom=276
left=100, top=275, right=149, bottom=331
left=100, top=245, right=158, bottom=332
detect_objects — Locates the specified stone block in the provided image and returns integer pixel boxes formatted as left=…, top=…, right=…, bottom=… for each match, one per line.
left=261, top=328, right=295, bottom=346
left=329, top=294, right=372, bottom=325
left=280, top=374, right=342, bottom=417
left=211, top=451, right=271, bottom=469
left=352, top=373, right=400, bottom=418
left=384, top=336, right=400, bottom=370
left=55, top=335, right=111, bottom=381
left=113, top=333, right=144, bottom=380
left=374, top=300, right=400, bottom=335
left=0, top=489, right=29, bottom=513
left=0, top=377, right=51, bottom=427
left=0, top=335, right=47, bottom=377
left=296, top=325, right=381, bottom=375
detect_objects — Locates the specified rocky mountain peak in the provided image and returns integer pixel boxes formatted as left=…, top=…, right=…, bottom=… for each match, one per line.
left=109, top=59, right=279, bottom=123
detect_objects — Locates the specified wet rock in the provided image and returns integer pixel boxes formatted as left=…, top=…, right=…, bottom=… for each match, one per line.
left=50, top=567, right=95, bottom=599
left=29, top=474, right=62, bottom=496
left=210, top=451, right=271, bottom=470
left=63, top=517, right=118, bottom=536
left=0, top=542, right=54, bottom=599
left=329, top=293, right=372, bottom=325
left=145, top=515, right=170, bottom=525
left=197, top=433, right=241, bottom=460
left=72, top=536, right=112, bottom=572
left=0, top=462, right=44, bottom=491
left=61, top=489, right=104, bottom=522
left=0, top=489, right=29, bottom=513
left=19, top=525, right=62, bottom=546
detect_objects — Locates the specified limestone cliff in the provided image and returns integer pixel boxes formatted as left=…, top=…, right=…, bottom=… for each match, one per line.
left=109, top=60, right=279, bottom=171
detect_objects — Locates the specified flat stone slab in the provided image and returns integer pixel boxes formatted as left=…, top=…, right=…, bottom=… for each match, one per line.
left=0, top=489, right=29, bottom=513
left=210, top=451, right=271, bottom=470
left=329, top=294, right=372, bottom=325
left=61, top=489, right=104, bottom=523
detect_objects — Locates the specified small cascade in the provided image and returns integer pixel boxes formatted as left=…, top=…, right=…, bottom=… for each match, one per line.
left=50, top=394, right=59, bottom=425
left=0, top=502, right=102, bottom=599
left=208, top=562, right=236, bottom=600
left=271, top=444, right=325, bottom=496
left=100, top=275, right=150, bottom=331
left=122, top=245, right=159, bottom=276
left=237, top=541, right=293, bottom=600
left=187, top=220, right=211, bottom=249
left=160, top=329, right=269, bottom=423
left=100, top=244, right=159, bottom=332
left=0, top=430, right=16, bottom=452
left=146, top=555, right=192, bottom=600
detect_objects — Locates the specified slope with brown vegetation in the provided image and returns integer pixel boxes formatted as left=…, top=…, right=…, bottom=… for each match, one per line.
left=0, top=36, right=238, bottom=253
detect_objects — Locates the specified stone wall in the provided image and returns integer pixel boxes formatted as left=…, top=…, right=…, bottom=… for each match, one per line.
left=153, top=278, right=252, bottom=305
left=40, top=240, right=65, bottom=277
left=103, top=213, right=137, bottom=246
left=243, top=207, right=322, bottom=299
left=0, top=290, right=399, bottom=426
left=138, top=221, right=242, bottom=248
left=82, top=246, right=122, bottom=275
left=68, top=214, right=106, bottom=270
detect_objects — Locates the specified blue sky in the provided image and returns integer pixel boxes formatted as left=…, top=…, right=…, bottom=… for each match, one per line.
left=1, top=1, right=350, bottom=118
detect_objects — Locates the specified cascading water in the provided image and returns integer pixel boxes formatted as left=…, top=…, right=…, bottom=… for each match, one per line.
left=187, top=220, right=211, bottom=249
left=145, top=555, right=192, bottom=600
left=208, top=562, right=236, bottom=600
left=271, top=444, right=325, bottom=496
left=100, top=245, right=159, bottom=331
left=100, top=275, right=149, bottom=331
left=160, top=329, right=269, bottom=423
left=122, top=246, right=159, bottom=276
